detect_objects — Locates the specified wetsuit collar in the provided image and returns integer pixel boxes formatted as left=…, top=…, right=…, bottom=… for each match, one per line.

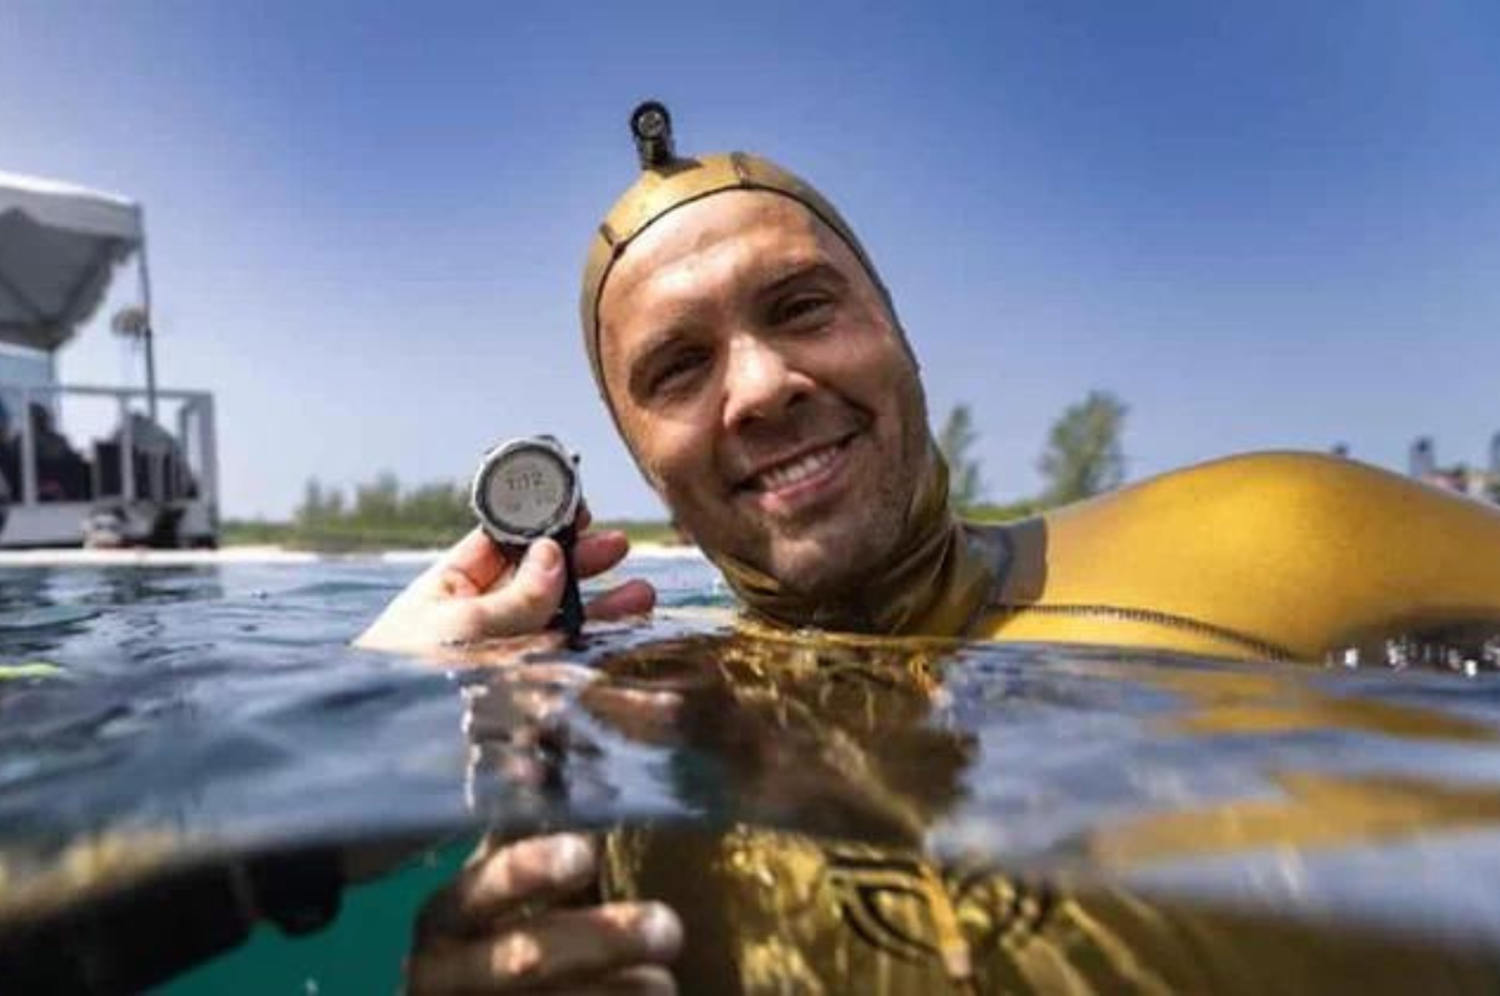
left=708, top=448, right=1001, bottom=638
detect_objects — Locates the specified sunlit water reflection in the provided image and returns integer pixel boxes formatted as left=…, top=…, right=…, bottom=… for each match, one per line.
left=4, top=555, right=1500, bottom=992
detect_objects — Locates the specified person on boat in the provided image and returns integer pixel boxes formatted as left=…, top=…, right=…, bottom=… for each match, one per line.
left=111, top=410, right=198, bottom=500
left=360, top=104, right=1500, bottom=994
left=0, top=398, right=86, bottom=502
left=0, top=397, right=19, bottom=501
left=26, top=402, right=91, bottom=501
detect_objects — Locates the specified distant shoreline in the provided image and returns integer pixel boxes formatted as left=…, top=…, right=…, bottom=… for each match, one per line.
left=0, top=542, right=705, bottom=567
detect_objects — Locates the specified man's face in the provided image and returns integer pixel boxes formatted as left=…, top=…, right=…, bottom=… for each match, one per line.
left=598, top=191, right=930, bottom=596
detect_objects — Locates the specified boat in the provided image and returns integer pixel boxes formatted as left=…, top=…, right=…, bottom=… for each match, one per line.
left=0, top=170, right=217, bottom=548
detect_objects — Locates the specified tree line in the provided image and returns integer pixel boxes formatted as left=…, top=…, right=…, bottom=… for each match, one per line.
left=221, top=474, right=476, bottom=550
left=225, top=390, right=1129, bottom=548
left=226, top=472, right=676, bottom=550
left=939, top=389, right=1128, bottom=520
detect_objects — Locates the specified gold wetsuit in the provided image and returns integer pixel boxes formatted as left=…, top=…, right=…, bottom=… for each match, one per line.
left=603, top=825, right=1500, bottom=995
left=591, top=453, right=1500, bottom=995
left=977, top=451, right=1500, bottom=662
left=573, top=111, right=1500, bottom=995
left=591, top=591, right=1500, bottom=994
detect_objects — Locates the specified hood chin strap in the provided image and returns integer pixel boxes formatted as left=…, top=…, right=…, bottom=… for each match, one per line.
left=708, top=446, right=1001, bottom=637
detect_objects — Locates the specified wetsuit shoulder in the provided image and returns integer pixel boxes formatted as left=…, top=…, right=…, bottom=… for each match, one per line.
left=974, top=451, right=1500, bottom=661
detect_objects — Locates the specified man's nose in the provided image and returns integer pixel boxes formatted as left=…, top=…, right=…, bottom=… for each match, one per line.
left=721, top=333, right=803, bottom=428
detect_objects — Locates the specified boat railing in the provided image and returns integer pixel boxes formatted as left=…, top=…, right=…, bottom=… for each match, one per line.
left=0, top=382, right=217, bottom=511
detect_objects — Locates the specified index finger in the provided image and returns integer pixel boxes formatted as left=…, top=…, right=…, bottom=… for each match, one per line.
left=416, top=833, right=598, bottom=941
left=423, top=528, right=512, bottom=598
left=409, top=903, right=681, bottom=995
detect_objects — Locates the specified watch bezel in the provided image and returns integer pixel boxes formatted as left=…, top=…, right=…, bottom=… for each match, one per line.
left=470, top=436, right=581, bottom=545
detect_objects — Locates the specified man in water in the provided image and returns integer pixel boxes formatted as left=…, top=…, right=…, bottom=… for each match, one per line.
left=360, top=105, right=1500, bottom=993
left=359, top=115, right=1006, bottom=992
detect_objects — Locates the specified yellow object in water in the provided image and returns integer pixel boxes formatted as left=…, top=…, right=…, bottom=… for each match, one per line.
left=0, top=661, right=63, bottom=681
left=976, top=451, right=1500, bottom=662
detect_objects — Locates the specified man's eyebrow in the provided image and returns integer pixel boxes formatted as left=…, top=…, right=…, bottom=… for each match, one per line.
left=631, top=326, right=688, bottom=364
left=625, top=319, right=703, bottom=388
left=754, top=260, right=849, bottom=301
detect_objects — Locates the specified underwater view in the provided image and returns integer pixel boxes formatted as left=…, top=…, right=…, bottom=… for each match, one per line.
left=5, top=554, right=1500, bottom=993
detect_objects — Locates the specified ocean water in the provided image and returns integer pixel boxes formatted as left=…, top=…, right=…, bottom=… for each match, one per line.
left=5, top=554, right=1500, bottom=992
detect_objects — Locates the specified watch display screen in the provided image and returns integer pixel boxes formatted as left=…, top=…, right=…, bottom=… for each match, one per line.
left=481, top=448, right=571, bottom=537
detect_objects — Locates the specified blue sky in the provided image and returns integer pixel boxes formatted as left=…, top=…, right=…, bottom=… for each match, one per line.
left=3, top=1, right=1497, bottom=519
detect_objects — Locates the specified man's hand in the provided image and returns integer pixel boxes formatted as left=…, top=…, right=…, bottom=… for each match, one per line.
left=356, top=515, right=656, bottom=654
left=406, top=833, right=681, bottom=995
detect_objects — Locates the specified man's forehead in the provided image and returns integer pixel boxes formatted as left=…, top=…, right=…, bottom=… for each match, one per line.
left=600, top=191, right=835, bottom=314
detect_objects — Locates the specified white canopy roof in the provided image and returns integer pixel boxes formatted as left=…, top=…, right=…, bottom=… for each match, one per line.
left=0, top=170, right=144, bottom=352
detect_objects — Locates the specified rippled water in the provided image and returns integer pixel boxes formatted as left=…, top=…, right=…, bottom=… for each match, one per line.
left=6, top=555, right=1500, bottom=992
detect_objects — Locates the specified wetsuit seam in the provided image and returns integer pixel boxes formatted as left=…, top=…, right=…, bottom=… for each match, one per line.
left=983, top=601, right=1294, bottom=662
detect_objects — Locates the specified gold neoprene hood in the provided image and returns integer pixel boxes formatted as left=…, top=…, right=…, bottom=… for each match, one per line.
left=576, top=104, right=998, bottom=637
left=579, top=103, right=892, bottom=404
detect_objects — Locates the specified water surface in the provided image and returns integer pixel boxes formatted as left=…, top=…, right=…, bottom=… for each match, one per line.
left=5, top=555, right=1500, bottom=992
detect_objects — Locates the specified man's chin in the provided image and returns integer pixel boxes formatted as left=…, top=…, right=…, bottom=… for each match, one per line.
left=758, top=528, right=891, bottom=599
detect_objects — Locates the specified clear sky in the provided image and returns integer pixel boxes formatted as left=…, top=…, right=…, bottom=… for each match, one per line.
left=3, top=1, right=1497, bottom=519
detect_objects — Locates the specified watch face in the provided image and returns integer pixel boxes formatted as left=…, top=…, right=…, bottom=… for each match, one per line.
left=479, top=445, right=574, bottom=538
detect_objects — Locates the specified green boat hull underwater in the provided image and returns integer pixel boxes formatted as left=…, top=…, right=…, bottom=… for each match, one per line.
left=5, top=451, right=1500, bottom=993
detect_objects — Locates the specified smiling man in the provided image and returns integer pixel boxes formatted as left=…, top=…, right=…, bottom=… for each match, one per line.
left=366, top=103, right=1500, bottom=658
left=360, top=104, right=1500, bottom=994
left=593, top=192, right=975, bottom=636
left=595, top=191, right=925, bottom=601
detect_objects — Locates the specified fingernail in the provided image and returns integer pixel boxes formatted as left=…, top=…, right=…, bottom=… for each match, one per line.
left=638, top=903, right=683, bottom=955
left=530, top=540, right=562, bottom=573
left=548, top=834, right=593, bottom=880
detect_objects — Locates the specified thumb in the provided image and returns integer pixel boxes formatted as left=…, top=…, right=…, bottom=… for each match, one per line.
left=472, top=539, right=567, bottom=637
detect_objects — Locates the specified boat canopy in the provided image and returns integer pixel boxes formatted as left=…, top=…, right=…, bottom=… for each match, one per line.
left=0, top=170, right=144, bottom=353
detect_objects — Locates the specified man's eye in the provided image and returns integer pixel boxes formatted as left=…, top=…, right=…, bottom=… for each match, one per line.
left=649, top=351, right=709, bottom=396
left=773, top=294, right=832, bottom=326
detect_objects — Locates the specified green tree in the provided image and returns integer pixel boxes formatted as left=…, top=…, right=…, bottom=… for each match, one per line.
left=354, top=471, right=402, bottom=526
left=1038, top=390, right=1128, bottom=504
left=402, top=481, right=470, bottom=531
left=296, top=477, right=342, bottom=528
left=297, top=477, right=324, bottom=527
left=937, top=403, right=986, bottom=511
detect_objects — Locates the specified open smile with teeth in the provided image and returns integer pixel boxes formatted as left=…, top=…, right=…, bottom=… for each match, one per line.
left=746, top=435, right=855, bottom=495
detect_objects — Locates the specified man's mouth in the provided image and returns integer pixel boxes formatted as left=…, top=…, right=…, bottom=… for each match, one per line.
left=737, top=432, right=859, bottom=499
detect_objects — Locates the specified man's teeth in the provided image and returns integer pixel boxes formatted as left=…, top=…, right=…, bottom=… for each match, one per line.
left=757, top=444, right=841, bottom=492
